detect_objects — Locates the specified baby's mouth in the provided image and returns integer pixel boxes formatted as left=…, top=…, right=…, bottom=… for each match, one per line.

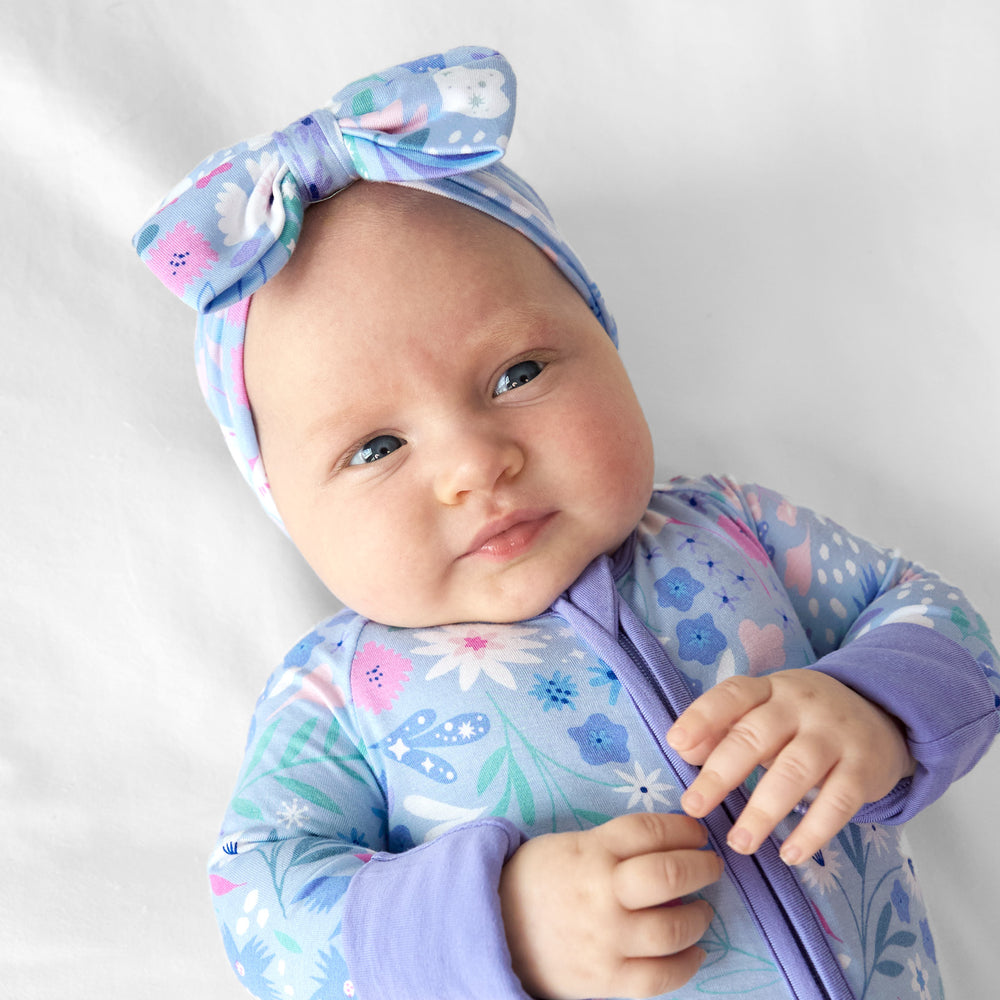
left=461, top=511, right=557, bottom=561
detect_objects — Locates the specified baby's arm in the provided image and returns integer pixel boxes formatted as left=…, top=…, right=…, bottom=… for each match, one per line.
left=499, top=813, right=721, bottom=1000
left=208, top=622, right=528, bottom=1000
left=666, top=477, right=1000, bottom=864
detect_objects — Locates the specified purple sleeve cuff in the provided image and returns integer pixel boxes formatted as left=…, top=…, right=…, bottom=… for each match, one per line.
left=342, top=817, right=530, bottom=1000
left=810, top=622, right=999, bottom=824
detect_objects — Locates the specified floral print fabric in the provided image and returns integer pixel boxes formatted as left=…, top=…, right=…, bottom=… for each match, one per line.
left=208, top=476, right=999, bottom=999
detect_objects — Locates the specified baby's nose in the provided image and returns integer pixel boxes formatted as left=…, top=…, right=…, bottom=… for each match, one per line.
left=432, top=427, right=525, bottom=505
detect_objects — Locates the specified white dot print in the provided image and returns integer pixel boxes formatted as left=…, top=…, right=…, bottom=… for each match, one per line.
left=845, top=559, right=856, bottom=576
left=833, top=569, right=843, bottom=584
left=809, top=598, right=820, bottom=617
left=819, top=544, right=830, bottom=561
left=830, top=598, right=848, bottom=619
left=243, top=889, right=258, bottom=912
left=818, top=569, right=828, bottom=584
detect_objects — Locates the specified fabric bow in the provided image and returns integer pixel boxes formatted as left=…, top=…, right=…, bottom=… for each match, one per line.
left=133, top=46, right=517, bottom=314
left=132, top=46, right=616, bottom=529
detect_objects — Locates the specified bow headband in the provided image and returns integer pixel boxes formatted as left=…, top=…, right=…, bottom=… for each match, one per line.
left=133, top=46, right=616, bottom=527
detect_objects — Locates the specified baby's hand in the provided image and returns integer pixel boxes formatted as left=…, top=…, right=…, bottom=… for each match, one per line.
left=498, top=813, right=721, bottom=999
left=667, top=670, right=917, bottom=865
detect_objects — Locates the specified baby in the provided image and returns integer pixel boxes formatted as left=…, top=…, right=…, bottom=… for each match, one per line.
left=134, top=48, right=999, bottom=1000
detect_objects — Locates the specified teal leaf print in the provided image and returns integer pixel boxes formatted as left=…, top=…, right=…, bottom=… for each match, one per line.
left=477, top=747, right=508, bottom=795
left=573, top=809, right=612, bottom=827
left=510, top=757, right=536, bottom=826
left=323, top=715, right=342, bottom=756
left=873, top=960, right=903, bottom=978
left=272, top=776, right=343, bottom=816
left=273, top=930, right=302, bottom=954
left=231, top=797, right=264, bottom=821
left=280, top=718, right=318, bottom=768
left=244, top=718, right=281, bottom=778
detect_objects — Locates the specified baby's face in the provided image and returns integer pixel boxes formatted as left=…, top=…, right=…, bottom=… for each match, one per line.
left=245, top=184, right=654, bottom=627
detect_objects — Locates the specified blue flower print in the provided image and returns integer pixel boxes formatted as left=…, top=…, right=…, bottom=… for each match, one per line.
left=220, top=925, right=280, bottom=1000
left=569, top=713, right=630, bottom=765
left=890, top=879, right=911, bottom=923
left=587, top=661, right=622, bottom=705
left=313, top=945, right=352, bottom=1000
left=530, top=670, right=578, bottom=711
left=676, top=613, right=727, bottom=665
left=920, top=918, right=937, bottom=963
left=283, top=629, right=324, bottom=668
left=655, top=567, right=704, bottom=612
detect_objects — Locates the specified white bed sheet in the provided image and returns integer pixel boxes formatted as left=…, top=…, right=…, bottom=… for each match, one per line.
left=4, top=1, right=998, bottom=996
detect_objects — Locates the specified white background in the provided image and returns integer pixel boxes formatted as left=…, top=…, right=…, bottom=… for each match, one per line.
left=3, top=1, right=998, bottom=996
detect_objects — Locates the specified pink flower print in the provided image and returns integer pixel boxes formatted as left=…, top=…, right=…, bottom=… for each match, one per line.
left=776, top=499, right=798, bottom=526
left=351, top=642, right=412, bottom=714
left=738, top=619, right=787, bottom=676
left=716, top=514, right=769, bottom=566
left=784, top=527, right=813, bottom=597
left=146, top=220, right=218, bottom=298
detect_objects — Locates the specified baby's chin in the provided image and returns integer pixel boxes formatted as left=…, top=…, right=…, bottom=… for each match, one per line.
left=340, top=578, right=570, bottom=629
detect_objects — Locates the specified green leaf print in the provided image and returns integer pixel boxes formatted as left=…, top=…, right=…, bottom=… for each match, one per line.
left=280, top=718, right=319, bottom=768
left=272, top=776, right=343, bottom=816
left=510, top=758, right=536, bottom=826
left=477, top=747, right=508, bottom=795
left=231, top=797, right=264, bottom=821
left=274, top=930, right=303, bottom=954
left=243, top=718, right=281, bottom=779
left=573, top=809, right=612, bottom=828
left=323, top=715, right=342, bottom=756
left=873, top=960, right=903, bottom=978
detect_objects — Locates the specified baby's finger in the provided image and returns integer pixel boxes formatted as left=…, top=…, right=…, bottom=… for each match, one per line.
left=777, top=765, right=867, bottom=865
left=614, top=848, right=724, bottom=910
left=667, top=677, right=773, bottom=763
left=595, top=811, right=708, bottom=861
left=725, top=737, right=838, bottom=856
left=617, top=946, right=708, bottom=999
left=678, top=703, right=796, bottom=820
left=618, top=899, right=715, bottom=959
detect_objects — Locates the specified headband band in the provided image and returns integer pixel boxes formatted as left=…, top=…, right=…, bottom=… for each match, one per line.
left=133, top=46, right=616, bottom=527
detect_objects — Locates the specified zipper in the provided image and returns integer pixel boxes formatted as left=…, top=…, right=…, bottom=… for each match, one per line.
left=613, top=611, right=852, bottom=999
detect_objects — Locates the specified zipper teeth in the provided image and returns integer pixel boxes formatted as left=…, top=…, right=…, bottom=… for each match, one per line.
left=616, top=623, right=828, bottom=1000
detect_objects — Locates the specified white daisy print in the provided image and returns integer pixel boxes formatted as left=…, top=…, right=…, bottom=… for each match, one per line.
left=412, top=624, right=545, bottom=691
left=860, top=822, right=895, bottom=858
left=798, top=845, right=843, bottom=894
left=613, top=761, right=676, bottom=812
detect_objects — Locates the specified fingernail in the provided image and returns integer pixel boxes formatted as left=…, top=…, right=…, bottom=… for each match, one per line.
left=681, top=789, right=704, bottom=814
left=667, top=725, right=689, bottom=749
left=728, top=827, right=751, bottom=853
left=780, top=843, right=802, bottom=866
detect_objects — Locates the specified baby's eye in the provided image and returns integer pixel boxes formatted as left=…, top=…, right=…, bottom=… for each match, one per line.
left=349, top=434, right=406, bottom=466
left=494, top=360, right=544, bottom=397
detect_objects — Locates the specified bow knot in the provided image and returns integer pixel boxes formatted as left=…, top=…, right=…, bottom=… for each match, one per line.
left=134, top=47, right=516, bottom=314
